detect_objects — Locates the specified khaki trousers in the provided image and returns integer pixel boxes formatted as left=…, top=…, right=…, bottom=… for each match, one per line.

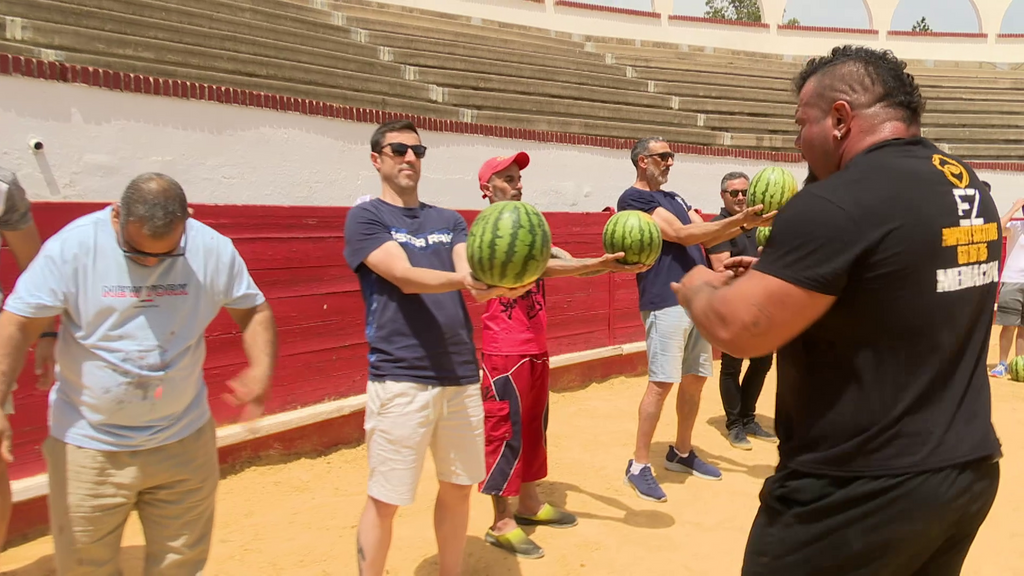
left=43, top=418, right=219, bottom=575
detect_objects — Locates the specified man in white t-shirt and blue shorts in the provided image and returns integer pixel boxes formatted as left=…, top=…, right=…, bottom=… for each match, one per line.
left=990, top=191, right=1024, bottom=377
left=0, top=173, right=277, bottom=574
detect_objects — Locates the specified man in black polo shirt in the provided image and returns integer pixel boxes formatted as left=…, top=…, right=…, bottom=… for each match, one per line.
left=672, top=45, right=1002, bottom=575
left=705, top=171, right=777, bottom=451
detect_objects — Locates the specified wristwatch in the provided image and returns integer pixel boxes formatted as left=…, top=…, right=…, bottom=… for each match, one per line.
left=40, top=332, right=58, bottom=338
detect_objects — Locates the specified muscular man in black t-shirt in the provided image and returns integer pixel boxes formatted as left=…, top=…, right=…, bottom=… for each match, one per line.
left=672, top=46, right=1002, bottom=575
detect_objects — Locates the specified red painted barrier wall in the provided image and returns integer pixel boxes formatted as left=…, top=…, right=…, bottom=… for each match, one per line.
left=4, top=203, right=645, bottom=482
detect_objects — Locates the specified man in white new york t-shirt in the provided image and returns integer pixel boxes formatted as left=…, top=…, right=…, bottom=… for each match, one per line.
left=0, top=173, right=277, bottom=575
left=990, top=191, right=1024, bottom=377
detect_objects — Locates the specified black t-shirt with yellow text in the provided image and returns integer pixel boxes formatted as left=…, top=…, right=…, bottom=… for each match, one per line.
left=756, top=137, right=1002, bottom=476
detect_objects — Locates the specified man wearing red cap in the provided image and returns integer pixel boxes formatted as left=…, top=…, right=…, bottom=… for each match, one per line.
left=476, top=152, right=647, bottom=559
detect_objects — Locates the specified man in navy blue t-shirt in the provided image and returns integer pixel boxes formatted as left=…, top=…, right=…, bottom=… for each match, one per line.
left=618, top=137, right=771, bottom=503
left=345, top=120, right=530, bottom=576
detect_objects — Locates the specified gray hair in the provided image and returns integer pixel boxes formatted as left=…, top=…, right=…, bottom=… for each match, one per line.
left=120, top=173, right=189, bottom=239
left=720, top=171, right=750, bottom=191
left=630, top=137, right=666, bottom=168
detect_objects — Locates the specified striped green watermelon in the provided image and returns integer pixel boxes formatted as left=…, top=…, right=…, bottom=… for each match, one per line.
left=756, top=226, right=771, bottom=248
left=1010, top=356, right=1024, bottom=382
left=602, top=210, right=662, bottom=266
left=748, top=166, right=798, bottom=215
left=467, top=201, right=552, bottom=288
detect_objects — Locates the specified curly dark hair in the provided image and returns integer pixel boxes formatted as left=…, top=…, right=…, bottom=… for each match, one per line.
left=794, top=45, right=925, bottom=125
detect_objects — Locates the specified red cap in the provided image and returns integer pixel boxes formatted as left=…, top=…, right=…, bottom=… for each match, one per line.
left=478, top=152, right=530, bottom=187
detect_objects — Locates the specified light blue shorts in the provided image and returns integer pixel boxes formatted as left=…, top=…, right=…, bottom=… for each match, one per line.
left=641, top=305, right=713, bottom=383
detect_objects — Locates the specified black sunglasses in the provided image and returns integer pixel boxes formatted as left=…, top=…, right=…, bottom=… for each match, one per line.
left=382, top=142, right=427, bottom=159
left=119, top=216, right=187, bottom=260
left=725, top=189, right=748, bottom=198
left=643, top=151, right=675, bottom=162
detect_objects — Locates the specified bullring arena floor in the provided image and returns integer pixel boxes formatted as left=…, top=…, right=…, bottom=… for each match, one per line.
left=3, top=326, right=1023, bottom=575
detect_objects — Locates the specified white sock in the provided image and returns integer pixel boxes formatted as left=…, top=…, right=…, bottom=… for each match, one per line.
left=630, top=461, right=649, bottom=475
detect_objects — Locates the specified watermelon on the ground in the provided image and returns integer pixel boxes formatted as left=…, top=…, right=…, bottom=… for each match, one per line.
left=748, top=166, right=798, bottom=215
left=756, top=226, right=771, bottom=248
left=467, top=201, right=552, bottom=288
left=602, top=210, right=663, bottom=266
left=1010, top=356, right=1024, bottom=382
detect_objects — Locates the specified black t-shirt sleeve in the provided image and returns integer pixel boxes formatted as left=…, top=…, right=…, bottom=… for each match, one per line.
left=617, top=189, right=660, bottom=214
left=754, top=191, right=862, bottom=297
left=343, top=204, right=394, bottom=271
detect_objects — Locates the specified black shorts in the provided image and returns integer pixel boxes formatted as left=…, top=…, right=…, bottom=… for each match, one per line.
left=743, top=458, right=1000, bottom=576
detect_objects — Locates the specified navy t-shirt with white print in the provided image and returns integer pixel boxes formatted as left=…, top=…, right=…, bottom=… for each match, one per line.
left=344, top=199, right=479, bottom=386
left=617, top=187, right=708, bottom=312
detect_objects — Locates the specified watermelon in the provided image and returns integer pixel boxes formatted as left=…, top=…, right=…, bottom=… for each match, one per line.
left=1010, top=355, right=1024, bottom=382
left=748, top=166, right=798, bottom=215
left=602, top=210, right=663, bottom=266
left=756, top=226, right=771, bottom=248
left=467, top=201, right=552, bottom=288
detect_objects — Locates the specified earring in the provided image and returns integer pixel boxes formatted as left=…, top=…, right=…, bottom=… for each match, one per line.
left=837, top=133, right=843, bottom=141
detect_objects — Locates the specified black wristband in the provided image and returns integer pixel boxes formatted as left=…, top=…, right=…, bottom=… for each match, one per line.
left=40, top=332, right=58, bottom=339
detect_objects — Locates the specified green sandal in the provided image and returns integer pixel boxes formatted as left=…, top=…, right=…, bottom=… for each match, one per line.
left=514, top=503, right=579, bottom=529
left=484, top=527, right=545, bottom=559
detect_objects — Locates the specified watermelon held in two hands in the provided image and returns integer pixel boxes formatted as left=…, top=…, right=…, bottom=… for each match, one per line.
left=467, top=201, right=552, bottom=288
left=602, top=210, right=663, bottom=266
left=748, top=166, right=798, bottom=216
left=1010, top=356, right=1024, bottom=382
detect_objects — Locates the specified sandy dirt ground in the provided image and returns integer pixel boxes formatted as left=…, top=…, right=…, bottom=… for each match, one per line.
left=3, top=327, right=1023, bottom=575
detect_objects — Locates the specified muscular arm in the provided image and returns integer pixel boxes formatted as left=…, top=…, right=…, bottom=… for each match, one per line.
left=542, top=246, right=610, bottom=278
left=363, top=240, right=466, bottom=294
left=673, top=267, right=836, bottom=358
left=2, top=223, right=43, bottom=272
left=226, top=301, right=277, bottom=378
left=0, top=311, right=54, bottom=406
left=652, top=207, right=745, bottom=247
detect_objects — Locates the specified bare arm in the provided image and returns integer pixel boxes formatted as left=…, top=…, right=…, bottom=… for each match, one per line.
left=707, top=250, right=731, bottom=272
left=671, top=266, right=836, bottom=358
left=2, top=223, right=43, bottom=271
left=1001, top=198, right=1024, bottom=235
left=652, top=206, right=771, bottom=248
left=364, top=240, right=467, bottom=294
left=0, top=311, right=54, bottom=406
left=226, top=301, right=277, bottom=377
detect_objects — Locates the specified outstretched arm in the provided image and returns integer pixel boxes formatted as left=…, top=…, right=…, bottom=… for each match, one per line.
left=542, top=247, right=647, bottom=278
left=652, top=206, right=773, bottom=247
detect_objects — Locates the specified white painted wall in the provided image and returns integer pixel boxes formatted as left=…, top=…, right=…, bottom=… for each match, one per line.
left=1, top=75, right=1020, bottom=215
left=370, top=0, right=1023, bottom=64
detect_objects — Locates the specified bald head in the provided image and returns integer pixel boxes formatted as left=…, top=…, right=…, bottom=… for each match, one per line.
left=120, top=173, right=189, bottom=239
left=794, top=46, right=925, bottom=126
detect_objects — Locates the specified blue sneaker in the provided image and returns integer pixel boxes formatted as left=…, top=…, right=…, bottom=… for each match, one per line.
left=624, top=459, right=667, bottom=502
left=991, top=362, right=1009, bottom=377
left=664, top=446, right=722, bottom=481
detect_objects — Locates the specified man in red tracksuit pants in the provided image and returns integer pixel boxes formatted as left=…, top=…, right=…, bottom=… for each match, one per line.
left=475, top=152, right=647, bottom=559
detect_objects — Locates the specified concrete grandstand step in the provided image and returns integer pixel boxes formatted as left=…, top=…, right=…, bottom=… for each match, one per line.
left=926, top=114, right=1024, bottom=128
left=0, top=19, right=441, bottom=102
left=652, top=81, right=795, bottom=105
left=631, top=66, right=792, bottom=92
left=923, top=128, right=1024, bottom=143
left=444, top=89, right=702, bottom=129
left=673, top=97, right=794, bottom=119
left=596, top=44, right=805, bottom=73
left=945, top=144, right=1024, bottom=160
left=928, top=100, right=1024, bottom=116
left=925, top=88, right=1024, bottom=102
left=614, top=56, right=794, bottom=81
left=0, top=39, right=463, bottom=120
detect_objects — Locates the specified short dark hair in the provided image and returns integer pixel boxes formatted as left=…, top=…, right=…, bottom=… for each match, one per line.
left=794, top=45, right=925, bottom=125
left=720, top=171, right=749, bottom=191
left=630, top=137, right=665, bottom=168
left=120, top=173, right=189, bottom=239
left=370, top=119, right=419, bottom=153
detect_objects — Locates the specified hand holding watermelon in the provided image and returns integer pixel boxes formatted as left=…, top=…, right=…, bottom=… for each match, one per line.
left=463, top=272, right=535, bottom=302
left=737, top=205, right=778, bottom=229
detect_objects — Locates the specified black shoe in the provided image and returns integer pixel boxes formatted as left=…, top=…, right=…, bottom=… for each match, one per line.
left=728, top=426, right=752, bottom=450
left=744, top=421, right=778, bottom=444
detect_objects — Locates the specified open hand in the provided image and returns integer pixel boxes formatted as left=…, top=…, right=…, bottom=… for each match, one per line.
left=738, top=205, right=778, bottom=229
left=223, top=366, right=271, bottom=422
left=599, top=252, right=652, bottom=274
left=465, top=272, right=534, bottom=301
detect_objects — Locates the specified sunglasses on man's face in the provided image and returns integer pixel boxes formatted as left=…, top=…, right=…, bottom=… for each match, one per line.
left=725, top=189, right=748, bottom=198
left=382, top=142, right=427, bottom=159
left=643, top=152, right=675, bottom=163
left=119, top=218, right=187, bottom=260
